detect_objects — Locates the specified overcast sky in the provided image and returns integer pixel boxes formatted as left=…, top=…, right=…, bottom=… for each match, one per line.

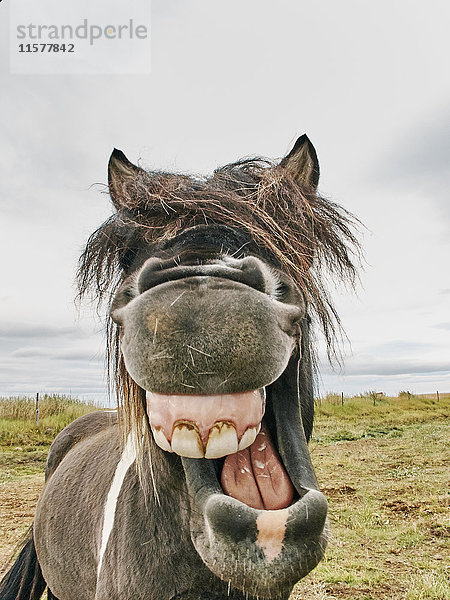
left=1, top=0, right=449, bottom=403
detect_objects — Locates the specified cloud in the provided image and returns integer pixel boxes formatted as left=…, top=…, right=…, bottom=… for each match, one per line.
left=56, top=350, right=103, bottom=362
left=0, top=322, right=85, bottom=339
left=394, top=116, right=449, bottom=183
left=342, top=360, right=450, bottom=377
left=11, top=346, right=52, bottom=358
left=0, top=320, right=106, bottom=398
left=371, top=108, right=450, bottom=221
left=319, top=369, right=450, bottom=397
left=369, top=340, right=441, bottom=355
left=433, top=322, right=450, bottom=331
left=1, top=0, right=449, bottom=403
left=320, top=343, right=450, bottom=378
left=11, top=346, right=103, bottom=362
left=0, top=355, right=107, bottom=398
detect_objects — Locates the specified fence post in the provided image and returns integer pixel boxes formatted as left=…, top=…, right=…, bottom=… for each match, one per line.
left=36, top=393, right=39, bottom=426
left=437, top=390, right=440, bottom=403
left=341, top=392, right=344, bottom=406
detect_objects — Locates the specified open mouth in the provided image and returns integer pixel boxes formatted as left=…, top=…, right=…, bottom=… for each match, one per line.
left=157, top=372, right=328, bottom=591
left=146, top=386, right=305, bottom=512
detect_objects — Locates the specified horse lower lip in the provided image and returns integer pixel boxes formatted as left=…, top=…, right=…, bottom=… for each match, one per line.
left=181, top=444, right=328, bottom=588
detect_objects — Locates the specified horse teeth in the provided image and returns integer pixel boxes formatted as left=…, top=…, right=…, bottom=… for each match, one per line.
left=151, top=427, right=173, bottom=453
left=205, top=422, right=238, bottom=459
left=171, top=423, right=204, bottom=458
left=238, top=426, right=258, bottom=451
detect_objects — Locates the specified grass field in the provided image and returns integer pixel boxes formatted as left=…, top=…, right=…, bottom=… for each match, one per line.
left=0, top=392, right=449, bottom=599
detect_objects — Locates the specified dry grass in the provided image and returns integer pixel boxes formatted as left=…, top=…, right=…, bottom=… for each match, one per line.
left=0, top=393, right=448, bottom=599
left=0, top=395, right=98, bottom=483
left=0, top=393, right=98, bottom=423
left=294, top=392, right=449, bottom=600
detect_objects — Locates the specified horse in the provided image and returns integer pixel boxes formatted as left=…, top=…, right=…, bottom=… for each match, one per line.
left=0, top=134, right=360, bottom=600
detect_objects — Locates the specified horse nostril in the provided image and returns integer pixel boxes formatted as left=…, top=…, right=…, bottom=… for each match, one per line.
left=237, top=257, right=270, bottom=294
left=277, top=305, right=303, bottom=336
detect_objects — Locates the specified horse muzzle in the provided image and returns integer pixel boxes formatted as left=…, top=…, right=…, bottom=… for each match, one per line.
left=110, top=255, right=303, bottom=396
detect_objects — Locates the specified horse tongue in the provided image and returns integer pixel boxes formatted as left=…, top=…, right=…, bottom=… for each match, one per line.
left=221, top=424, right=294, bottom=510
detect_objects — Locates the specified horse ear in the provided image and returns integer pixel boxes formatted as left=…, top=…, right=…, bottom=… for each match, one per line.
left=279, top=134, right=320, bottom=190
left=108, top=149, right=144, bottom=210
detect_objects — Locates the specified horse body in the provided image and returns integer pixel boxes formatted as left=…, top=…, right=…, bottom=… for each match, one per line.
left=0, top=135, right=360, bottom=600
left=35, top=412, right=224, bottom=600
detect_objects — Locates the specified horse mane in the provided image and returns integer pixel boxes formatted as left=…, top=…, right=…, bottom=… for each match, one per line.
left=77, top=157, right=361, bottom=459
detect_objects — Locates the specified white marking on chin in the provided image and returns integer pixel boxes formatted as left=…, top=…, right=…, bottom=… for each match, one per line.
left=256, top=509, right=289, bottom=562
left=96, top=434, right=136, bottom=581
